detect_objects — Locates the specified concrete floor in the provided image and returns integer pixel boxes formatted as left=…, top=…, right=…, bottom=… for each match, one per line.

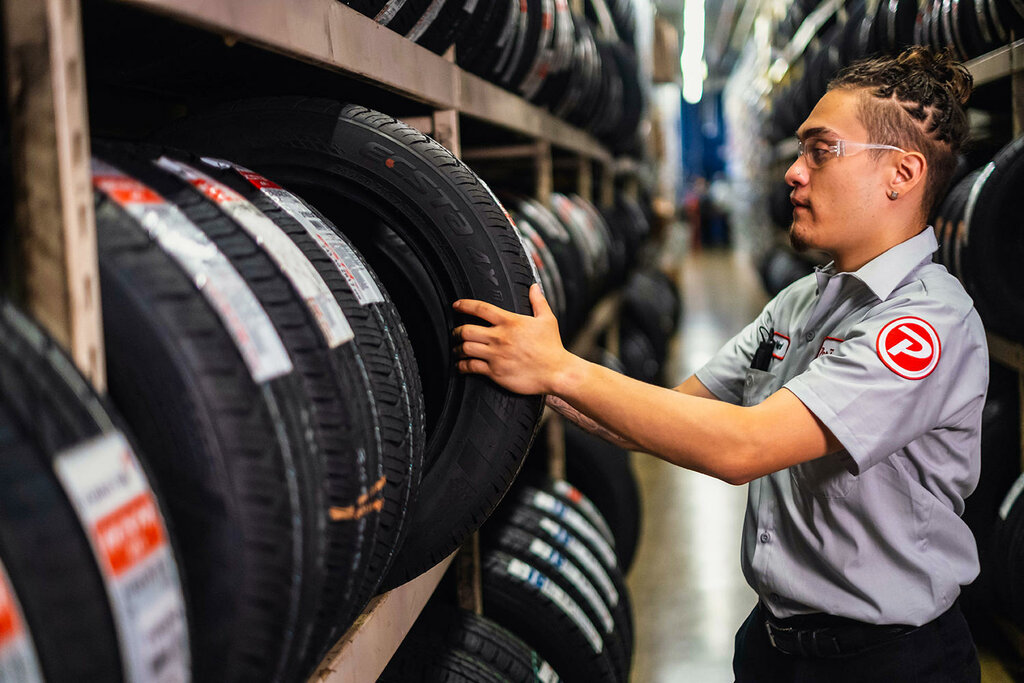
left=626, top=247, right=764, bottom=683
left=623, top=246, right=1015, bottom=683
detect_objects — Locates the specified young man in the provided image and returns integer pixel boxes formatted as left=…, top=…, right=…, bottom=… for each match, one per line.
left=452, top=47, right=985, bottom=681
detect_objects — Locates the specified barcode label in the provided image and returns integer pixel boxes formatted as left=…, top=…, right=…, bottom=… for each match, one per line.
left=54, top=432, right=190, bottom=683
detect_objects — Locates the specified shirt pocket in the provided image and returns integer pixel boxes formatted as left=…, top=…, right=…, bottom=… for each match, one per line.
left=742, top=367, right=778, bottom=407
left=790, top=453, right=858, bottom=499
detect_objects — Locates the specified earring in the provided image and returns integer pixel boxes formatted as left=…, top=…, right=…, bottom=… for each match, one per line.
left=888, top=190, right=899, bottom=200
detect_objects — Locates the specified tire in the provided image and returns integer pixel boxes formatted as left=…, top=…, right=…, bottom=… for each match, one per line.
left=514, top=197, right=589, bottom=336
left=621, top=267, right=681, bottom=366
left=991, top=472, right=1024, bottom=632
left=180, top=156, right=427, bottom=666
left=563, top=425, right=642, bottom=573
left=482, top=551, right=618, bottom=683
left=486, top=525, right=631, bottom=682
left=158, top=98, right=544, bottom=586
left=410, top=0, right=478, bottom=55
left=460, top=0, right=520, bottom=79
left=0, top=301, right=190, bottom=683
left=385, top=600, right=563, bottom=683
left=383, top=641, right=513, bottom=683
left=491, top=504, right=633, bottom=648
left=94, top=153, right=329, bottom=682
left=455, top=0, right=510, bottom=72
left=511, top=209, right=567, bottom=320
left=957, top=136, right=1024, bottom=340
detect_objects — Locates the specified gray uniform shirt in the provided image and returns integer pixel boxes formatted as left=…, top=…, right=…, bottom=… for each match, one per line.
left=695, top=227, right=988, bottom=626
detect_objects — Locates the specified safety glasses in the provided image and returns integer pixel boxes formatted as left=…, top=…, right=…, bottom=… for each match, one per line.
left=797, top=137, right=909, bottom=169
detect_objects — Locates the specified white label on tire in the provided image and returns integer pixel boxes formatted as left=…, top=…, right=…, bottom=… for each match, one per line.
left=505, top=558, right=603, bottom=655
left=526, top=491, right=617, bottom=569
left=54, top=432, right=190, bottom=683
left=374, top=0, right=408, bottom=25
left=0, top=559, right=44, bottom=683
left=93, top=159, right=293, bottom=384
left=537, top=517, right=618, bottom=607
left=551, top=480, right=615, bottom=544
left=536, top=660, right=560, bottom=683
left=155, top=157, right=354, bottom=349
left=528, top=538, right=614, bottom=633
left=406, top=0, right=446, bottom=41
left=1000, top=472, right=1024, bottom=520
left=210, top=161, right=386, bottom=306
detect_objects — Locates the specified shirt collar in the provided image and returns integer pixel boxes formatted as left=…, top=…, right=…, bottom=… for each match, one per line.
left=813, top=227, right=938, bottom=302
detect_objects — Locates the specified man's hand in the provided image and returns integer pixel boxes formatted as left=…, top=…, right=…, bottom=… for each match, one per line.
left=453, top=284, right=573, bottom=396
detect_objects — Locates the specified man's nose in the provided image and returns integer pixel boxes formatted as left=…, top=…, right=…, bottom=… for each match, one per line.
left=785, top=156, right=808, bottom=187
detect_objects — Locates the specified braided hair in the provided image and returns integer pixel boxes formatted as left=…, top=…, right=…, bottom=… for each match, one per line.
left=828, top=47, right=973, bottom=217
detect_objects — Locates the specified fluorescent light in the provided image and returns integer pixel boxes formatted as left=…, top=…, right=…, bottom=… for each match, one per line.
left=681, top=0, right=706, bottom=103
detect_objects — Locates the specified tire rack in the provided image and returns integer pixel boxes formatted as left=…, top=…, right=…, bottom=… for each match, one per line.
left=0, top=0, right=643, bottom=681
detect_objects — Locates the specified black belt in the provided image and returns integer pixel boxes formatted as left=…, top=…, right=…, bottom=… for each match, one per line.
left=762, top=605, right=918, bottom=658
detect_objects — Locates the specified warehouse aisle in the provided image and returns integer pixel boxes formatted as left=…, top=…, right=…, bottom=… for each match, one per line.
left=626, top=247, right=766, bottom=683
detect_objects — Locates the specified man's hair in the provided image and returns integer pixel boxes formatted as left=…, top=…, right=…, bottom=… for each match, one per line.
left=827, top=47, right=973, bottom=217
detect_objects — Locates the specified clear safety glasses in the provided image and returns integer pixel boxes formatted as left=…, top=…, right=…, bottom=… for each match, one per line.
left=796, top=137, right=909, bottom=169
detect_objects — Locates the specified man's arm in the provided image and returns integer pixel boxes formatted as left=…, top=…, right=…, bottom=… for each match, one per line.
left=546, top=374, right=720, bottom=451
left=453, top=286, right=841, bottom=484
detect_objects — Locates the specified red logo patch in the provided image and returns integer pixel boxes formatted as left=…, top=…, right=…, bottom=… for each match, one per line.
left=876, top=316, right=941, bottom=379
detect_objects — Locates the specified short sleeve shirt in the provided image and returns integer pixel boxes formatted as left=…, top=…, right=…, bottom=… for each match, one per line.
left=695, top=228, right=988, bottom=626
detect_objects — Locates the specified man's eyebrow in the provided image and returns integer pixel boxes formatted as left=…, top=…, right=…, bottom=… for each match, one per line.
left=796, top=126, right=837, bottom=140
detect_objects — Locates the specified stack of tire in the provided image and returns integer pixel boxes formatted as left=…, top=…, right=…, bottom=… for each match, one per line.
left=763, top=0, right=1024, bottom=144
left=342, top=0, right=648, bottom=154
left=934, top=135, right=1024, bottom=342
left=473, top=478, right=637, bottom=682
left=957, top=363, right=1021, bottom=645
left=505, top=190, right=651, bottom=340
left=0, top=300, right=191, bottom=682
left=617, top=267, right=682, bottom=385
left=32, top=97, right=547, bottom=682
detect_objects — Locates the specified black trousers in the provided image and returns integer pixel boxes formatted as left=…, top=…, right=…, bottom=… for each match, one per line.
left=733, top=601, right=981, bottom=683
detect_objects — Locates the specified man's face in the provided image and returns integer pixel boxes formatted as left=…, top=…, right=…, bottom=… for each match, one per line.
left=784, top=89, right=892, bottom=257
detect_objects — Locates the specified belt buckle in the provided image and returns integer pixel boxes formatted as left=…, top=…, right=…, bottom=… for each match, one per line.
left=764, top=621, right=792, bottom=653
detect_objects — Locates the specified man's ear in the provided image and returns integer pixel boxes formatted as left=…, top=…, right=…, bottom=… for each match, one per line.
left=891, top=151, right=927, bottom=196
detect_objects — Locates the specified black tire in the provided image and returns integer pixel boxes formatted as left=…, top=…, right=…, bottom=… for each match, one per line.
left=99, top=144, right=390, bottom=676
left=410, top=0, right=478, bottom=55
left=386, top=600, right=562, bottom=683
left=94, top=154, right=327, bottom=682
left=482, top=551, right=618, bottom=683
left=512, top=209, right=567, bottom=320
left=456, top=0, right=512, bottom=72
left=492, top=505, right=632, bottom=646
left=991, top=472, right=1024, bottom=632
left=957, top=136, right=1024, bottom=340
left=486, top=525, right=630, bottom=682
left=514, top=197, right=589, bottom=337
left=158, top=98, right=544, bottom=586
left=516, top=0, right=558, bottom=97
left=383, top=641, right=514, bottom=683
left=183, top=156, right=427, bottom=666
left=621, top=267, right=680, bottom=366
left=0, top=301, right=190, bottom=682
left=563, top=425, right=642, bottom=573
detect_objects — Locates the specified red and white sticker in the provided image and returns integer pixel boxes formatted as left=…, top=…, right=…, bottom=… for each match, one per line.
left=93, top=158, right=293, bottom=384
left=876, top=316, right=941, bottom=379
left=0, top=559, right=44, bottom=683
left=54, top=432, right=190, bottom=683
left=816, top=336, right=844, bottom=359
left=772, top=331, right=791, bottom=360
left=155, top=157, right=354, bottom=349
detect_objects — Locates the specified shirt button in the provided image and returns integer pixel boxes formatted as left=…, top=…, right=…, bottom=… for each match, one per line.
left=745, top=375, right=754, bottom=386
left=805, top=331, right=814, bottom=342
left=760, top=532, right=771, bottom=543
left=770, top=592, right=780, bottom=602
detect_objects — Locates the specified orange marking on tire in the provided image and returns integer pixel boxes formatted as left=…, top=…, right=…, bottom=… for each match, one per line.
left=385, top=158, right=395, bottom=169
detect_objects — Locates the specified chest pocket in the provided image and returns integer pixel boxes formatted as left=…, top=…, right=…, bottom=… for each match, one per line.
left=742, top=368, right=778, bottom=407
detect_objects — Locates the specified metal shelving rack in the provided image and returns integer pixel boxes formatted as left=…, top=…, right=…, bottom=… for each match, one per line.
left=1, top=1, right=632, bottom=681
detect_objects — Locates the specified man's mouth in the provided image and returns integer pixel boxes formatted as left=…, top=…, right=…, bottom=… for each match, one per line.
left=791, top=195, right=809, bottom=210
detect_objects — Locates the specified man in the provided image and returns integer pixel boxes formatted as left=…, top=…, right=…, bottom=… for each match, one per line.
left=452, top=47, right=985, bottom=681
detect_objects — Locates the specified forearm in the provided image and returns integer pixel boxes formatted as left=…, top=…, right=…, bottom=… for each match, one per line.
left=544, top=395, right=643, bottom=451
left=548, top=355, right=827, bottom=484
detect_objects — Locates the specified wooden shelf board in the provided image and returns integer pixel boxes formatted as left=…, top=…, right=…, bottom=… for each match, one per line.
left=987, top=332, right=1024, bottom=372
left=967, top=39, right=1024, bottom=88
left=111, top=0, right=610, bottom=161
left=310, top=551, right=456, bottom=683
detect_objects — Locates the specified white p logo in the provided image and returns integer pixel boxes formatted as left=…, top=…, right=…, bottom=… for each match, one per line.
left=876, top=317, right=941, bottom=379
